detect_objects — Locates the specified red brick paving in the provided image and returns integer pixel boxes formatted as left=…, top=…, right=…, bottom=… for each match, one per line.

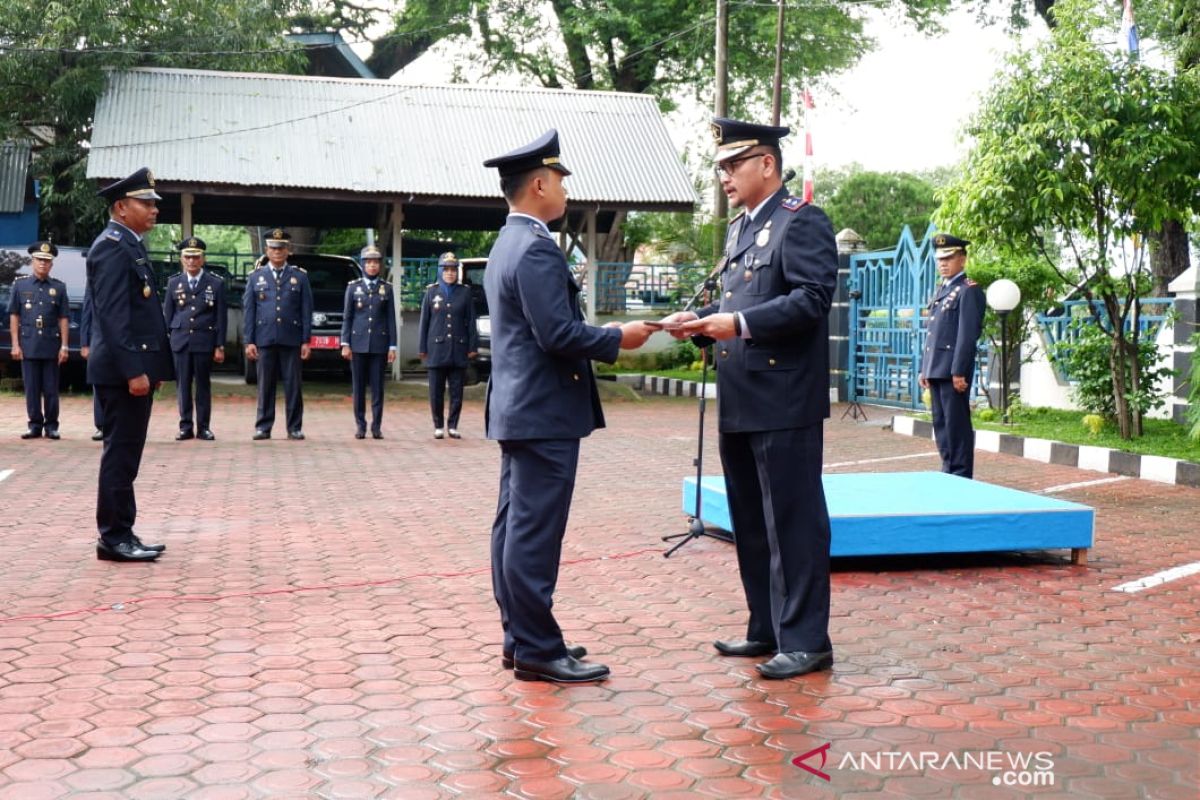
left=0, top=390, right=1197, bottom=798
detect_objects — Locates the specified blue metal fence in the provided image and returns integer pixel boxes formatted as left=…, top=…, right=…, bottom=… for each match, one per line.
left=1036, top=298, right=1173, bottom=380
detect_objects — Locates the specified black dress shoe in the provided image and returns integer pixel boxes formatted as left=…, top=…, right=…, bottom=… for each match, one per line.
left=45, top=429, right=61, bottom=440
left=91, top=429, right=104, bottom=441
left=513, top=655, right=610, bottom=684
left=714, top=639, right=777, bottom=657
left=354, top=429, right=366, bottom=440
left=175, top=430, right=194, bottom=441
left=756, top=651, right=834, bottom=679
left=287, top=430, right=305, bottom=440
left=503, top=644, right=587, bottom=670
left=252, top=430, right=271, bottom=440
left=371, top=430, right=383, bottom=440
left=20, top=429, right=42, bottom=440
left=131, top=534, right=166, bottom=554
left=96, top=540, right=160, bottom=562
left=197, top=430, right=215, bottom=441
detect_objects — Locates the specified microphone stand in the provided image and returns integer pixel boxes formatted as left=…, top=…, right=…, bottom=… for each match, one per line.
left=663, top=263, right=735, bottom=557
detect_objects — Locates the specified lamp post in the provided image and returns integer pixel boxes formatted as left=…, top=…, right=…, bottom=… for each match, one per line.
left=986, top=279, right=1022, bottom=424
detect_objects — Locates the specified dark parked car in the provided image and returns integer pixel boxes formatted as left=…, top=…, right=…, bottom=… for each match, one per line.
left=233, top=253, right=363, bottom=383
left=0, top=245, right=88, bottom=389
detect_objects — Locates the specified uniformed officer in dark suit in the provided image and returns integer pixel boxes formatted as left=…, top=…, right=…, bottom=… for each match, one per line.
left=7, top=241, right=69, bottom=439
left=919, top=234, right=985, bottom=478
left=86, top=167, right=173, bottom=562
left=339, top=245, right=397, bottom=439
left=418, top=251, right=478, bottom=439
left=80, top=287, right=104, bottom=440
left=243, top=229, right=313, bottom=440
left=482, top=130, right=653, bottom=683
left=163, top=236, right=227, bottom=441
left=666, top=118, right=839, bottom=679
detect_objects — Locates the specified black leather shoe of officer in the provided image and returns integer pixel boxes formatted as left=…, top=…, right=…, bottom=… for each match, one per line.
left=45, top=428, right=61, bottom=440
left=513, top=655, right=610, bottom=684
left=91, top=429, right=104, bottom=441
left=131, top=534, right=166, bottom=553
left=287, top=430, right=305, bottom=440
left=756, top=651, right=834, bottom=679
left=502, top=644, right=587, bottom=670
left=197, top=430, right=215, bottom=441
left=252, top=430, right=271, bottom=440
left=20, top=428, right=42, bottom=440
left=96, top=540, right=160, bottom=562
left=175, top=429, right=194, bottom=441
left=371, top=430, right=383, bottom=440
left=714, top=639, right=777, bottom=657
left=354, top=428, right=366, bottom=440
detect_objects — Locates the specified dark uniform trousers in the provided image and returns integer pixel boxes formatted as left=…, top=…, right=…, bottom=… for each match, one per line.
left=490, top=438, right=580, bottom=662
left=929, top=379, right=974, bottom=478
left=21, top=359, right=60, bottom=432
left=721, top=424, right=832, bottom=653
left=428, top=367, right=465, bottom=429
left=95, top=386, right=154, bottom=547
left=352, top=352, right=387, bottom=433
left=175, top=352, right=213, bottom=433
left=255, top=345, right=303, bottom=433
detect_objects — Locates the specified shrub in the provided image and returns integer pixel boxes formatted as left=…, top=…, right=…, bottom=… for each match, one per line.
left=1051, top=323, right=1171, bottom=420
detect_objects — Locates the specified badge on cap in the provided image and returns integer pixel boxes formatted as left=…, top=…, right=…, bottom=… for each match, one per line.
left=40, top=243, right=51, bottom=253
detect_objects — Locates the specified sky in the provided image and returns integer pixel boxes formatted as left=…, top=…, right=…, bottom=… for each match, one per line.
left=379, top=6, right=1049, bottom=177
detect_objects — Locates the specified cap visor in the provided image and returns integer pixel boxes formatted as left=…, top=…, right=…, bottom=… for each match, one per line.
left=714, top=145, right=753, bottom=163
left=548, top=162, right=572, bottom=176
left=30, top=254, right=54, bottom=261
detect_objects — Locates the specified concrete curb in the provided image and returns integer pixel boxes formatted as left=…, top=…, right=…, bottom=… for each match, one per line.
left=612, top=373, right=716, bottom=398
left=892, top=414, right=1200, bottom=488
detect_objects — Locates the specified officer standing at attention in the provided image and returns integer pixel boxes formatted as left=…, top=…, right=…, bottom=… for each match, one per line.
left=340, top=245, right=397, bottom=439
left=8, top=241, right=69, bottom=439
left=87, top=167, right=172, bottom=562
left=482, top=129, right=653, bottom=684
left=918, top=234, right=985, bottom=478
left=243, top=229, right=313, bottom=440
left=418, top=251, right=478, bottom=439
left=163, top=236, right=226, bottom=441
left=665, top=118, right=839, bottom=679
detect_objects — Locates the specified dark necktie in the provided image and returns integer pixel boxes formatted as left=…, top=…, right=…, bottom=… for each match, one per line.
left=189, top=277, right=197, bottom=292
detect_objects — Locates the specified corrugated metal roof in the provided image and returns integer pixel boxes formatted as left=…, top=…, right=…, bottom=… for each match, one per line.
left=0, top=141, right=31, bottom=214
left=87, top=68, right=697, bottom=210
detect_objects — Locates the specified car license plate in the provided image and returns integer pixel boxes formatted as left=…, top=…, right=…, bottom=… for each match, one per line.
left=309, top=335, right=339, bottom=349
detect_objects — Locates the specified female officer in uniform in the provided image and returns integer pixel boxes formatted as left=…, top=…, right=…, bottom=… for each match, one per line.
left=417, top=252, right=477, bottom=439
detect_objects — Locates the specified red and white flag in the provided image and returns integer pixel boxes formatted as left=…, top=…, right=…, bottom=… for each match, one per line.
left=801, top=90, right=815, bottom=204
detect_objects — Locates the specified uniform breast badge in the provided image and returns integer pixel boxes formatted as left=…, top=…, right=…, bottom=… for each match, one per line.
left=49, top=287, right=56, bottom=297
left=290, top=277, right=298, bottom=285
left=143, top=285, right=152, bottom=298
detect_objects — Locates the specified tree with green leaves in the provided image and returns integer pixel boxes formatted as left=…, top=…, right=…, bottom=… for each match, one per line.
left=937, top=0, right=1200, bottom=438
left=819, top=170, right=938, bottom=251
left=0, top=0, right=317, bottom=245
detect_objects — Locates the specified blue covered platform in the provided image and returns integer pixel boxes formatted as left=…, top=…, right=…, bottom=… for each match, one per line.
left=683, top=471, right=1093, bottom=564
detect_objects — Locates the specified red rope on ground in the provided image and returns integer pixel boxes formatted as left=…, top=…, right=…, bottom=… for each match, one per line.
left=0, top=547, right=666, bottom=624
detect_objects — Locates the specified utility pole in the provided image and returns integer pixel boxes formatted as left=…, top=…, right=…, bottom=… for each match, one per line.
left=713, top=0, right=729, bottom=263
left=771, top=0, right=786, bottom=125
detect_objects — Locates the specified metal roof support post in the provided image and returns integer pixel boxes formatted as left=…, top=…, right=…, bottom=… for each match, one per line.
left=181, top=192, right=194, bottom=238
left=585, top=207, right=598, bottom=325
left=391, top=201, right=404, bottom=381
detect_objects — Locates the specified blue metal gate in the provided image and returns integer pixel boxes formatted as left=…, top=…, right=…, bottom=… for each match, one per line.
left=847, top=226, right=936, bottom=409
left=847, top=225, right=989, bottom=410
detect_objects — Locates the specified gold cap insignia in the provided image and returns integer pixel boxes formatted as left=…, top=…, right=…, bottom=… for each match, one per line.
left=40, top=243, right=50, bottom=253
left=146, top=170, right=155, bottom=186
left=272, top=229, right=283, bottom=239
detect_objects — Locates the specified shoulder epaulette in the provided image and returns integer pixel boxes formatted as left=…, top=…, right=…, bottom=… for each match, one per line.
left=532, top=227, right=552, bottom=240
left=965, top=278, right=978, bottom=287
left=296, top=267, right=307, bottom=273
left=780, top=196, right=807, bottom=212
left=105, top=228, right=122, bottom=241
left=426, top=282, right=438, bottom=289
left=348, top=278, right=360, bottom=285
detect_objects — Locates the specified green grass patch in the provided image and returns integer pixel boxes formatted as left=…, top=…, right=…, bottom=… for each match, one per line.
left=961, top=406, right=1199, bottom=462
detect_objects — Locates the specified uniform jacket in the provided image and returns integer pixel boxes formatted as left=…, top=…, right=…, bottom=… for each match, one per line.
left=919, top=272, right=985, bottom=380
left=85, top=220, right=174, bottom=385
left=697, top=188, right=838, bottom=433
left=340, top=277, right=398, bottom=354
left=417, top=282, right=477, bottom=368
left=242, top=263, right=313, bottom=348
left=163, top=270, right=227, bottom=354
left=483, top=215, right=621, bottom=440
left=7, top=274, right=69, bottom=359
